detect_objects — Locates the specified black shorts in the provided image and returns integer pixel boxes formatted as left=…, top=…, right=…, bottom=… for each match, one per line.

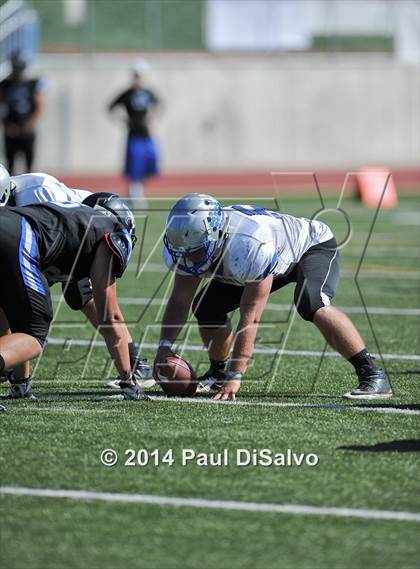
left=4, top=131, right=36, bottom=173
left=62, top=278, right=93, bottom=311
left=192, top=237, right=340, bottom=326
left=0, top=209, right=52, bottom=346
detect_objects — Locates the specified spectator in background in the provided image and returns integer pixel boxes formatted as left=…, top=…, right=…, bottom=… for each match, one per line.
left=0, top=52, right=45, bottom=174
left=108, top=60, right=160, bottom=203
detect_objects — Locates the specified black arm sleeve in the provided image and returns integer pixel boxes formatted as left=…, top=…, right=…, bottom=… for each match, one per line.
left=108, top=90, right=128, bottom=112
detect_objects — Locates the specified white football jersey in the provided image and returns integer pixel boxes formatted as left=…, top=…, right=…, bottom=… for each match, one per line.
left=163, top=204, right=333, bottom=285
left=11, top=172, right=92, bottom=207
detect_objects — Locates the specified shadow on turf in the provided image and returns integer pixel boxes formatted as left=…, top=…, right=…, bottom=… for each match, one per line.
left=337, top=439, right=420, bottom=453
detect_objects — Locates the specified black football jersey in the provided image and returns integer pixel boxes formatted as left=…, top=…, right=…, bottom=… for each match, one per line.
left=0, top=78, right=43, bottom=125
left=9, top=203, right=124, bottom=283
left=109, top=87, right=158, bottom=137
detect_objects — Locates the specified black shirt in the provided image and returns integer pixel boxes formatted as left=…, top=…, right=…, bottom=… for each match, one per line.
left=109, top=87, right=158, bottom=138
left=0, top=77, right=42, bottom=126
left=10, top=203, right=123, bottom=283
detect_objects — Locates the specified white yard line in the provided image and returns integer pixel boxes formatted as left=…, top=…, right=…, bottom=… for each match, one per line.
left=393, top=212, right=420, bottom=226
left=0, top=486, right=419, bottom=522
left=46, top=337, right=420, bottom=362
left=146, top=396, right=420, bottom=416
left=51, top=295, right=420, bottom=316
left=13, top=406, right=117, bottom=414
left=3, top=396, right=418, bottom=416
left=344, top=250, right=419, bottom=258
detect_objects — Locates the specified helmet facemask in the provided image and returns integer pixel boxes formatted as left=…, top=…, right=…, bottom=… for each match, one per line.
left=0, top=164, right=12, bottom=207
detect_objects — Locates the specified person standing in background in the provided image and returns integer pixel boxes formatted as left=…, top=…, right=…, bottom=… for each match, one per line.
left=0, top=52, right=45, bottom=174
left=108, top=60, right=160, bottom=204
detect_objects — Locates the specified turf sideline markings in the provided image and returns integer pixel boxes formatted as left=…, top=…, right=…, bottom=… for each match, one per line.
left=46, top=338, right=420, bottom=362
left=1, top=486, right=419, bottom=522
left=51, top=295, right=420, bottom=316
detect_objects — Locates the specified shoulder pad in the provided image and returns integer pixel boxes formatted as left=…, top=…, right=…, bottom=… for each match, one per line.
left=104, top=229, right=133, bottom=278
left=226, top=238, right=277, bottom=283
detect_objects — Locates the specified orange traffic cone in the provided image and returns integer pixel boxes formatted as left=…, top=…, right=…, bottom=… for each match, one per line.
left=356, top=167, right=398, bottom=209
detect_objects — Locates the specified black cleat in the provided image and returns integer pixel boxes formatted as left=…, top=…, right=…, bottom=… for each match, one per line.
left=120, top=381, right=151, bottom=401
left=0, top=369, right=14, bottom=384
left=344, top=367, right=392, bottom=399
left=196, top=362, right=227, bottom=393
left=105, top=359, right=155, bottom=390
left=1, top=377, right=36, bottom=400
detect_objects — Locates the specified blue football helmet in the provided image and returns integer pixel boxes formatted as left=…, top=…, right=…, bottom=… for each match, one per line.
left=0, top=164, right=12, bottom=206
left=164, top=193, right=228, bottom=276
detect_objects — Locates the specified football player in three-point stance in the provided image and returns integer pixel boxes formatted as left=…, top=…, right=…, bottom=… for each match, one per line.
left=154, top=193, right=392, bottom=401
left=0, top=164, right=154, bottom=388
left=0, top=171, right=149, bottom=401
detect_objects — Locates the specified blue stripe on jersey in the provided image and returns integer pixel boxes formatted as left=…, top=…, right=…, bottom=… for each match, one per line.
left=19, top=218, right=46, bottom=296
left=257, top=252, right=279, bottom=281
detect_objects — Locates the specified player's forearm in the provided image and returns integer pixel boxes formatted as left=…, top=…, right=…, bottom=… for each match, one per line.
left=26, top=96, right=44, bottom=129
left=100, top=322, right=131, bottom=377
left=160, top=297, right=190, bottom=343
left=97, top=306, right=131, bottom=375
left=230, top=278, right=272, bottom=374
left=230, top=318, right=260, bottom=374
left=27, top=110, right=41, bottom=129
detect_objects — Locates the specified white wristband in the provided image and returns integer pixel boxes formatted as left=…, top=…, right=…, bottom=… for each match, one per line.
left=158, top=339, right=173, bottom=349
left=226, top=371, right=242, bottom=381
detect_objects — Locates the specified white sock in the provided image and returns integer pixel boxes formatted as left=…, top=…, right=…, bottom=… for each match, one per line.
left=128, top=182, right=144, bottom=199
left=128, top=182, right=147, bottom=208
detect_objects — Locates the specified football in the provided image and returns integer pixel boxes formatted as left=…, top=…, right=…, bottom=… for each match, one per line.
left=155, top=355, right=197, bottom=397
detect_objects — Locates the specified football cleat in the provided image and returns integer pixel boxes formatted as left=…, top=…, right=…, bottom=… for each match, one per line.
left=1, top=377, right=36, bottom=400
left=0, top=369, right=14, bottom=384
left=132, top=358, right=155, bottom=387
left=105, top=359, right=155, bottom=389
left=0, top=404, right=7, bottom=412
left=105, top=379, right=123, bottom=390
left=196, top=377, right=223, bottom=393
left=196, top=365, right=227, bottom=394
left=120, top=381, right=151, bottom=401
left=343, top=367, right=393, bottom=399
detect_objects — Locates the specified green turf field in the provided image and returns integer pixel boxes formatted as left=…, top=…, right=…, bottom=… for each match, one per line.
left=1, top=194, right=419, bottom=569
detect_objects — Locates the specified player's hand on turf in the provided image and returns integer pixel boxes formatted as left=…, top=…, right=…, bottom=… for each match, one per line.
left=213, top=379, right=242, bottom=401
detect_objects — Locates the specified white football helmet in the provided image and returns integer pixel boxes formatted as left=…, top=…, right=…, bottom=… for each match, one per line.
left=164, top=193, right=228, bottom=276
left=0, top=164, right=12, bottom=207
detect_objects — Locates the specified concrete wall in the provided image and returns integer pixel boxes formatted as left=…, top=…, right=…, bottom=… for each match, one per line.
left=20, top=52, right=420, bottom=174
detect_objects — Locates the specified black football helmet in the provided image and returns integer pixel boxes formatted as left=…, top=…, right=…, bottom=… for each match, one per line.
left=82, top=192, right=137, bottom=278
left=82, top=192, right=137, bottom=245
